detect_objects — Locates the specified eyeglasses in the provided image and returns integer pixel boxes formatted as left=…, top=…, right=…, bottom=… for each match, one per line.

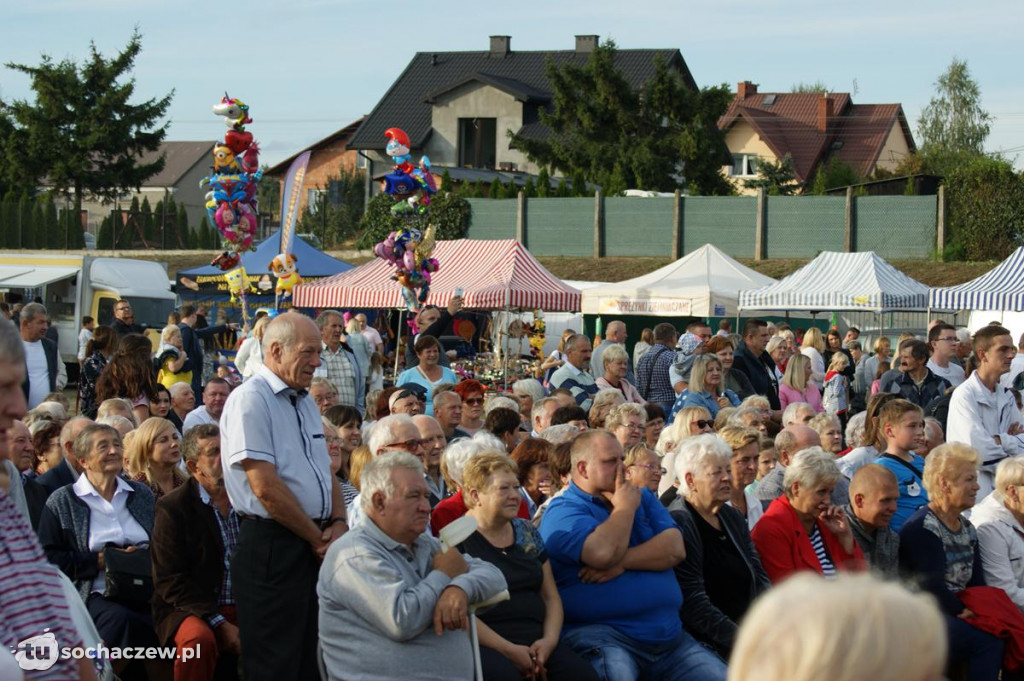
left=937, top=337, right=959, bottom=344
left=630, top=463, right=665, bottom=475
left=386, top=438, right=426, bottom=450
left=621, top=423, right=644, bottom=431
left=692, top=419, right=715, bottom=430
left=325, top=436, right=343, bottom=446
left=464, top=397, right=484, bottom=406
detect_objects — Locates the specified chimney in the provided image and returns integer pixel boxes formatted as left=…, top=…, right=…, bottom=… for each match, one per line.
left=575, top=35, right=599, bottom=53
left=737, top=81, right=757, bottom=99
left=817, top=93, right=833, bottom=133
left=489, top=35, right=511, bottom=58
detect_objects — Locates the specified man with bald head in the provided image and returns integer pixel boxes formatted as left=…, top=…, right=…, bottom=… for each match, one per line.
left=432, top=390, right=469, bottom=442
left=844, top=464, right=900, bottom=578
left=412, top=414, right=447, bottom=505
left=221, top=312, right=348, bottom=681
left=36, top=416, right=92, bottom=495
left=590, top=320, right=634, bottom=385
left=756, top=425, right=850, bottom=510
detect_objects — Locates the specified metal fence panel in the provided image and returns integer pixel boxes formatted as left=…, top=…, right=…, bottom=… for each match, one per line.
left=603, top=197, right=675, bottom=256
left=766, top=196, right=846, bottom=258
left=855, top=196, right=936, bottom=259
left=682, top=196, right=757, bottom=258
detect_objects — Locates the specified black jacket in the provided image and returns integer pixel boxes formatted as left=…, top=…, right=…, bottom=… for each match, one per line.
left=890, top=368, right=950, bottom=408
left=731, top=341, right=780, bottom=410
left=21, top=337, right=59, bottom=401
left=178, top=322, right=228, bottom=398
left=668, top=498, right=771, bottom=656
left=111, top=318, right=145, bottom=336
left=36, top=459, right=78, bottom=497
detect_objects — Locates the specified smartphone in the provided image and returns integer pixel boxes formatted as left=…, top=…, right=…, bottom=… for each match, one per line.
left=454, top=286, right=464, bottom=298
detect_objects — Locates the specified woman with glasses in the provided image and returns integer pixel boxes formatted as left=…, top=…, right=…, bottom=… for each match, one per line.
left=657, top=405, right=715, bottom=505
left=719, top=426, right=764, bottom=530
left=324, top=405, right=363, bottom=506
left=644, top=404, right=666, bottom=449
left=668, top=355, right=740, bottom=425
left=625, top=443, right=663, bottom=493
left=667, top=435, right=770, bottom=658
left=454, top=379, right=487, bottom=435
left=395, top=335, right=458, bottom=416
left=605, top=402, right=647, bottom=452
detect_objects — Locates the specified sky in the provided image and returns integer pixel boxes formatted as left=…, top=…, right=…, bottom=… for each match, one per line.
left=1, top=0, right=1022, bottom=169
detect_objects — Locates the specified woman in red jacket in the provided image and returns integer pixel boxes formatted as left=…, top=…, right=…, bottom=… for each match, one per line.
left=752, top=447, right=866, bottom=582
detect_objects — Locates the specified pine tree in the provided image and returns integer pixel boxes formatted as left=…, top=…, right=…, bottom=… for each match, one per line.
left=18, top=193, right=33, bottom=249
left=67, top=207, right=84, bottom=249
left=472, top=180, right=486, bottom=198
left=522, top=177, right=536, bottom=198
left=4, top=31, right=173, bottom=226
left=556, top=178, right=570, bottom=197
left=487, top=180, right=500, bottom=199
left=500, top=181, right=518, bottom=199
left=175, top=202, right=189, bottom=249
left=536, top=168, right=550, bottom=198
left=43, top=198, right=59, bottom=249
left=440, top=168, right=453, bottom=192
left=97, top=214, right=112, bottom=250
left=140, top=196, right=154, bottom=247
left=0, top=193, right=8, bottom=248
left=153, top=199, right=164, bottom=248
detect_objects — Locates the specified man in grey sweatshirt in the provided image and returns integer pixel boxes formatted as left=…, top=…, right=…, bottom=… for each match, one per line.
left=317, top=452, right=506, bottom=681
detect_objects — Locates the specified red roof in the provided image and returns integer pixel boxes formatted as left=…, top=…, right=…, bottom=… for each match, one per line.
left=293, top=239, right=581, bottom=311
left=719, top=90, right=914, bottom=181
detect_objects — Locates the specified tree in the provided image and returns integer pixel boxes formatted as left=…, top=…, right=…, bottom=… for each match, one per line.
left=509, top=41, right=734, bottom=195
left=535, top=168, right=550, bottom=197
left=43, top=198, right=59, bottom=248
left=296, top=168, right=366, bottom=248
left=743, top=155, right=801, bottom=195
left=357, top=191, right=471, bottom=248
left=2, top=31, right=173, bottom=228
left=97, top=214, right=112, bottom=250
left=791, top=81, right=830, bottom=93
left=17, top=193, right=32, bottom=248
left=944, top=156, right=1024, bottom=260
left=918, top=59, right=991, bottom=158
left=29, top=197, right=44, bottom=249
left=140, top=196, right=155, bottom=247
left=808, top=158, right=863, bottom=194
left=472, top=180, right=486, bottom=198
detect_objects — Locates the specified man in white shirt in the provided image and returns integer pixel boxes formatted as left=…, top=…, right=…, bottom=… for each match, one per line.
left=182, top=378, right=231, bottom=434
left=927, top=322, right=966, bottom=388
left=355, top=313, right=383, bottom=354
left=1000, top=331, right=1024, bottom=390
left=20, top=302, right=66, bottom=409
left=947, top=325, right=1024, bottom=499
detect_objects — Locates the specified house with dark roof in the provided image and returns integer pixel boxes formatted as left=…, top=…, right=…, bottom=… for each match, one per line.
left=40, top=140, right=216, bottom=235
left=718, top=81, right=916, bottom=194
left=348, top=35, right=699, bottom=187
left=264, top=117, right=366, bottom=221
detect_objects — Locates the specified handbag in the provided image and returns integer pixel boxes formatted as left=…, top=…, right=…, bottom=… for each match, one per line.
left=102, top=546, right=153, bottom=605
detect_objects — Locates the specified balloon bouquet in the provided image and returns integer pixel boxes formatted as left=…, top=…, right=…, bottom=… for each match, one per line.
left=202, top=93, right=262, bottom=325
left=372, top=127, right=441, bottom=313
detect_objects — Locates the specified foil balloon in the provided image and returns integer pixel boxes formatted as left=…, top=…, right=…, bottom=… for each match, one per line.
left=269, top=253, right=302, bottom=299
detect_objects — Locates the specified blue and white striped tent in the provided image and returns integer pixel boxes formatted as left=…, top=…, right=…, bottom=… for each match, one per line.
left=929, top=246, right=1024, bottom=311
left=739, top=251, right=930, bottom=313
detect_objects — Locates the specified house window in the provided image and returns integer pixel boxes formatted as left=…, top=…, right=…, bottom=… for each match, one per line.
left=356, top=153, right=367, bottom=169
left=729, top=154, right=760, bottom=177
left=458, top=118, right=497, bottom=169
left=307, top=189, right=326, bottom=213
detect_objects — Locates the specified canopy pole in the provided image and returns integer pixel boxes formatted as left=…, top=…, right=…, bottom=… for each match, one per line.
left=503, top=304, right=512, bottom=392
left=394, top=308, right=404, bottom=378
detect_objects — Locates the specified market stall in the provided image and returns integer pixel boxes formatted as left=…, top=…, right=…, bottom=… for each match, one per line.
left=929, top=246, right=1024, bottom=339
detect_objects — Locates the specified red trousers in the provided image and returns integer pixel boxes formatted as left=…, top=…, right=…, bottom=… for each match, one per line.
left=173, top=605, right=238, bottom=681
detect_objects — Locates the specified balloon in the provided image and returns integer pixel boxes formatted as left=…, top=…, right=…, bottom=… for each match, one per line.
left=225, top=267, right=254, bottom=304
left=205, top=93, right=261, bottom=260
left=269, top=253, right=302, bottom=298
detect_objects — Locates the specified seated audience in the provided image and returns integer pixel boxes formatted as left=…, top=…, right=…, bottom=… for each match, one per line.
left=898, top=443, right=1004, bottom=680
left=922, top=416, right=945, bottom=456
left=317, top=452, right=507, bottom=681
left=668, top=355, right=740, bottom=424
left=728, top=573, right=946, bottom=681
left=668, top=435, right=770, bottom=657
left=974, top=457, right=1024, bottom=611
left=588, top=388, right=626, bottom=429
left=412, top=414, right=448, bottom=506
left=873, top=399, right=929, bottom=531
left=511, top=438, right=552, bottom=517
left=550, top=405, right=589, bottom=431
left=39, top=423, right=159, bottom=674
left=752, top=447, right=865, bottom=582
left=539, top=430, right=726, bottom=681
left=624, top=444, right=662, bottom=493
left=151, top=424, right=240, bottom=681
left=29, top=419, right=63, bottom=476
left=778, top=354, right=823, bottom=413
left=395, top=335, right=458, bottom=416
left=454, top=379, right=487, bottom=435
left=844, top=464, right=900, bottom=578
left=124, top=417, right=188, bottom=500
left=808, top=412, right=843, bottom=455
left=595, top=345, right=646, bottom=405
left=459, top=453, right=598, bottom=681
left=486, top=407, right=523, bottom=453
left=95, top=333, right=159, bottom=424
left=837, top=392, right=898, bottom=478
left=324, top=405, right=363, bottom=496
left=717, top=426, right=764, bottom=529
left=643, top=404, right=665, bottom=449
left=755, top=425, right=851, bottom=509
left=605, top=402, right=647, bottom=452
left=512, top=379, right=545, bottom=432
left=311, top=377, right=340, bottom=415
left=657, top=405, right=714, bottom=504
left=150, top=384, right=173, bottom=422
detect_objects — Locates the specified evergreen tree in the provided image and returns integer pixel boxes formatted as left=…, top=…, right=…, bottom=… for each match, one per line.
left=536, top=168, right=550, bottom=197
left=472, top=180, right=486, bottom=198
left=0, top=192, right=9, bottom=247
left=487, top=180, right=500, bottom=199
left=3, top=31, right=172, bottom=226
left=140, top=196, right=154, bottom=247
left=153, top=199, right=164, bottom=248
left=43, top=198, right=59, bottom=248
left=17, top=193, right=32, bottom=248
left=500, top=181, right=518, bottom=199
left=96, top=214, right=111, bottom=250
left=440, top=168, right=453, bottom=192
left=28, top=197, right=46, bottom=249
left=556, top=178, right=570, bottom=197
left=522, top=177, right=536, bottom=198
left=571, top=171, right=588, bottom=197
left=66, top=207, right=84, bottom=249
left=175, top=202, right=190, bottom=249
left=509, top=40, right=733, bottom=194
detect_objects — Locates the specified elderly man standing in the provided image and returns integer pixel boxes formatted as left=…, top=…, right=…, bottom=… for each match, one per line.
left=539, top=430, right=726, bottom=681
left=221, top=312, right=348, bottom=681
left=314, top=310, right=365, bottom=415
left=844, top=464, right=900, bottom=578
left=636, top=323, right=679, bottom=415
left=591, top=320, right=634, bottom=385
left=20, top=302, right=66, bottom=409
left=152, top=424, right=240, bottom=681
left=890, top=340, right=950, bottom=408
left=756, top=425, right=849, bottom=509
left=549, top=334, right=599, bottom=412
left=947, top=325, right=1024, bottom=499
left=318, top=451, right=506, bottom=681
left=355, top=313, right=384, bottom=354
left=182, top=377, right=231, bottom=434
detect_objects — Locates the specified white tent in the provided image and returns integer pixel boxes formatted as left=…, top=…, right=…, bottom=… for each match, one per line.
left=739, top=251, right=930, bottom=313
left=581, top=244, right=776, bottom=318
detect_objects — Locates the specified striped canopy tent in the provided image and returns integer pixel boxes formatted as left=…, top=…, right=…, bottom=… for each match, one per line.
left=293, top=239, right=581, bottom=311
left=739, top=251, right=930, bottom=313
left=930, top=246, right=1024, bottom=311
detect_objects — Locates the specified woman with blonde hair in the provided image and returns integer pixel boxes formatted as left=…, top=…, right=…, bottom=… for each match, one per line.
left=657, top=405, right=715, bottom=501
left=124, top=417, right=187, bottom=499
left=779, top=353, right=823, bottom=413
left=718, top=426, right=764, bottom=529
left=587, top=388, right=625, bottom=429
left=668, top=355, right=740, bottom=424
left=800, top=326, right=826, bottom=389
left=605, top=402, right=647, bottom=451
left=234, top=315, right=269, bottom=379
left=624, top=443, right=662, bottom=493
left=898, top=442, right=1005, bottom=679
left=595, top=344, right=646, bottom=405
left=973, top=457, right=1024, bottom=611
left=728, top=573, right=946, bottom=681
left=822, top=351, right=850, bottom=425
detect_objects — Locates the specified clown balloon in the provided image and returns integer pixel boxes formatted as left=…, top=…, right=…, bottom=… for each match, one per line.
left=203, top=93, right=262, bottom=269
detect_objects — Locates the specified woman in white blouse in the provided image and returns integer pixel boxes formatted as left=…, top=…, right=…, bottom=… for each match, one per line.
left=39, top=423, right=159, bottom=674
left=234, top=315, right=269, bottom=379
left=800, top=327, right=827, bottom=390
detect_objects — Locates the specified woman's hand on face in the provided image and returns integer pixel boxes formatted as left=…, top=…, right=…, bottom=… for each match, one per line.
left=820, top=506, right=851, bottom=536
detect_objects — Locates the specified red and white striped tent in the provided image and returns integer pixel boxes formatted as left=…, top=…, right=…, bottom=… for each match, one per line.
left=292, top=239, right=581, bottom=311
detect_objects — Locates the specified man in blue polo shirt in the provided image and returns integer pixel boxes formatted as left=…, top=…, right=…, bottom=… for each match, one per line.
left=539, top=430, right=727, bottom=681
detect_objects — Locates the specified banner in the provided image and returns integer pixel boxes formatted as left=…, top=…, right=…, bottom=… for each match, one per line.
left=597, top=297, right=693, bottom=316
left=278, top=151, right=312, bottom=256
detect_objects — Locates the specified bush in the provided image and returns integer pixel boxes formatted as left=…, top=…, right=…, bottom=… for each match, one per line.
left=357, top=191, right=471, bottom=248
left=944, top=156, right=1024, bottom=260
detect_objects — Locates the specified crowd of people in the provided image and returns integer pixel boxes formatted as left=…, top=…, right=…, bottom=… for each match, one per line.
left=5, top=298, right=1024, bottom=681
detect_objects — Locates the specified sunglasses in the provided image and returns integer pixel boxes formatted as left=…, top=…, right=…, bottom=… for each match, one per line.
left=395, top=389, right=425, bottom=401
left=692, top=419, right=715, bottom=430
left=464, top=397, right=485, bottom=406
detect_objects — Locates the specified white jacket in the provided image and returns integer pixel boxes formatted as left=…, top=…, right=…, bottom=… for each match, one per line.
left=947, top=372, right=1024, bottom=499
left=972, top=491, right=1024, bottom=611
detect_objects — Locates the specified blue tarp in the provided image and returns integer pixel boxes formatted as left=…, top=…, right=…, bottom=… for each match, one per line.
left=176, top=231, right=353, bottom=304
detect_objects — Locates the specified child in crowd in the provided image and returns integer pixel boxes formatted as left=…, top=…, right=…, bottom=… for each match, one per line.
left=77, top=315, right=94, bottom=364
left=155, top=324, right=191, bottom=389
left=874, top=400, right=929, bottom=531
left=823, top=352, right=850, bottom=428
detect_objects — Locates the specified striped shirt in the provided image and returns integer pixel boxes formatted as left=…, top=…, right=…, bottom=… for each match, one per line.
left=809, top=524, right=837, bottom=577
left=0, top=490, right=82, bottom=680
left=199, top=484, right=240, bottom=628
